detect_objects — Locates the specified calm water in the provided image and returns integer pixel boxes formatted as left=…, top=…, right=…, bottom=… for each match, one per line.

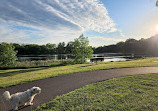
left=87, top=57, right=127, bottom=63
left=17, top=53, right=128, bottom=62
left=103, top=57, right=126, bottom=62
left=89, top=53, right=127, bottom=62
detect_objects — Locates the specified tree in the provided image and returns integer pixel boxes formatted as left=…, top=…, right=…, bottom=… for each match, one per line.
left=56, top=42, right=66, bottom=54
left=116, top=42, right=125, bottom=53
left=45, top=43, right=56, bottom=54
left=13, top=43, right=25, bottom=55
left=124, top=39, right=137, bottom=54
left=66, top=41, right=74, bottom=54
left=72, top=35, right=93, bottom=64
left=0, top=43, right=17, bottom=66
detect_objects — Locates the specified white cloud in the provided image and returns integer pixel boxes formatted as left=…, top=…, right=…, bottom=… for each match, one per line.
left=90, top=36, right=125, bottom=42
left=108, top=28, right=118, bottom=33
left=0, top=23, right=82, bottom=44
left=89, top=36, right=125, bottom=47
left=118, top=30, right=125, bottom=37
left=0, top=0, right=117, bottom=45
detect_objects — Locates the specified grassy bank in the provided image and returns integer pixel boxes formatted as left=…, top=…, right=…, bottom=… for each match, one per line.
left=0, top=59, right=73, bottom=70
left=0, top=57, right=158, bottom=87
left=35, top=74, right=158, bottom=111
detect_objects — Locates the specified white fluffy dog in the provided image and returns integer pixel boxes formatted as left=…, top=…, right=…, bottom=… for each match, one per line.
left=3, top=86, right=41, bottom=111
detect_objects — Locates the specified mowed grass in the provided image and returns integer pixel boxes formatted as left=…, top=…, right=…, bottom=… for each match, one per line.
left=35, top=74, right=158, bottom=111
left=0, top=57, right=158, bottom=87
left=0, top=59, right=73, bottom=70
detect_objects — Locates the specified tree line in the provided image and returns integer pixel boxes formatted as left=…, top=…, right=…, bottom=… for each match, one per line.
left=0, top=35, right=93, bottom=65
left=13, top=42, right=73, bottom=55
left=0, top=34, right=158, bottom=66
left=1, top=35, right=158, bottom=56
left=93, top=35, right=158, bottom=56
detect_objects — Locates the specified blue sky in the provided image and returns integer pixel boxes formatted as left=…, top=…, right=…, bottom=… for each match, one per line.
left=0, top=0, right=158, bottom=47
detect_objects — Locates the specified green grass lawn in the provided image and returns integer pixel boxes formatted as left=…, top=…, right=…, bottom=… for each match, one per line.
left=35, top=74, right=158, bottom=111
left=0, top=57, right=158, bottom=87
left=0, top=59, right=73, bottom=70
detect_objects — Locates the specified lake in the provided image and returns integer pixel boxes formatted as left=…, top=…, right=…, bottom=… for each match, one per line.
left=88, top=53, right=128, bottom=62
left=17, top=53, right=129, bottom=62
left=101, top=57, right=126, bottom=62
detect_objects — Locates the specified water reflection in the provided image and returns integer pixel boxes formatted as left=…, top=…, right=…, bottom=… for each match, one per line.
left=103, top=58, right=126, bottom=62
left=88, top=57, right=126, bottom=63
left=17, top=53, right=129, bottom=62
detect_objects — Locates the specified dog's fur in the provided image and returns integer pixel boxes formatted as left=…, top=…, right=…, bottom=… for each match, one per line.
left=3, top=86, right=41, bottom=111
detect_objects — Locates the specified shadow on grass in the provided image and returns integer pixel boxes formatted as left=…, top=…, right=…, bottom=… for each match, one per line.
left=77, top=64, right=95, bottom=68
left=0, top=64, right=68, bottom=77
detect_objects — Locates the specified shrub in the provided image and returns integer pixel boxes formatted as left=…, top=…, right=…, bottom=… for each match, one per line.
left=0, top=43, right=17, bottom=66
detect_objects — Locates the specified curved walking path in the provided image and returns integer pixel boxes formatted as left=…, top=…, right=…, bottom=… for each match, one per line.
left=0, top=67, right=158, bottom=111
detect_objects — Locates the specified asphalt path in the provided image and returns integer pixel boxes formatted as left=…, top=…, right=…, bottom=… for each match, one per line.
left=0, top=67, right=158, bottom=111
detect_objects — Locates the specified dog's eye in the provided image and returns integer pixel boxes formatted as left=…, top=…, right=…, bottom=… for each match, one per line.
left=33, top=89, right=36, bottom=91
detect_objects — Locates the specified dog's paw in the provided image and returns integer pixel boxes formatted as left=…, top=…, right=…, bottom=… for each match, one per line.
left=24, top=103, right=28, bottom=106
left=24, top=102, right=33, bottom=106
left=29, top=102, right=33, bottom=106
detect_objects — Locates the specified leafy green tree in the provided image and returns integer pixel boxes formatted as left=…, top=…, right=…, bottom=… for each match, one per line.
left=45, top=43, right=56, bottom=54
left=0, top=43, right=17, bottom=66
left=66, top=41, right=74, bottom=54
left=13, top=43, right=25, bottom=55
left=72, top=34, right=93, bottom=64
left=57, top=42, right=66, bottom=54
left=24, top=44, right=42, bottom=55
